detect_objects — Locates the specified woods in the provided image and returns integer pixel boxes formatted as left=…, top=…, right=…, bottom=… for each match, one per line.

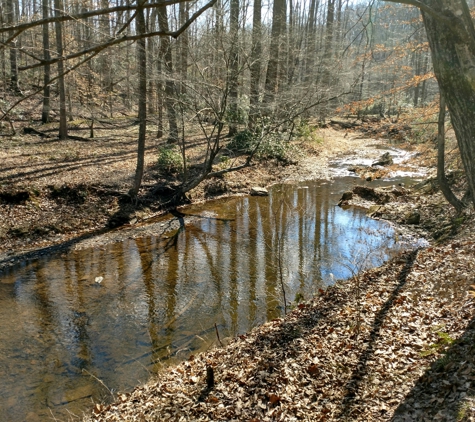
left=3, top=1, right=475, bottom=421
left=2, top=0, right=463, bottom=203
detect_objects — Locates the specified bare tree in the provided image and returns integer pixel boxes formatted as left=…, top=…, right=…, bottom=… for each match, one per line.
left=263, top=0, right=286, bottom=106
left=5, top=0, right=20, bottom=93
left=436, top=93, right=464, bottom=212
left=157, top=3, right=179, bottom=143
left=131, top=0, right=148, bottom=198
left=248, top=0, right=262, bottom=129
left=227, top=0, right=240, bottom=136
left=41, top=0, right=51, bottom=122
left=53, top=0, right=68, bottom=140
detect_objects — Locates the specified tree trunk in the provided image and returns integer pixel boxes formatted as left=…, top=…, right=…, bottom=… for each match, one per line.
left=437, top=94, right=463, bottom=212
left=322, top=0, right=335, bottom=92
left=41, top=0, right=51, bottom=123
left=5, top=0, right=20, bottom=93
left=304, top=0, right=318, bottom=83
left=421, top=0, right=475, bottom=208
left=131, top=1, right=147, bottom=198
left=53, top=0, right=68, bottom=140
left=99, top=0, right=111, bottom=91
left=248, top=0, right=262, bottom=129
left=157, top=5, right=179, bottom=143
left=178, top=2, right=189, bottom=95
left=227, top=0, right=239, bottom=136
left=263, top=0, right=286, bottom=106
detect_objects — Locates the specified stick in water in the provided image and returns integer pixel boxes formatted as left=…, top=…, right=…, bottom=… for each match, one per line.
left=214, top=323, right=223, bottom=347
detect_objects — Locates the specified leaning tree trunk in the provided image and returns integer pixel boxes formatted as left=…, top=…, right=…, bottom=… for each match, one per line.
left=421, top=0, right=475, bottom=208
left=437, top=93, right=463, bottom=212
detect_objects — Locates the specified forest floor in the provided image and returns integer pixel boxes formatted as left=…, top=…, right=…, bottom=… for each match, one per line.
left=2, top=116, right=475, bottom=421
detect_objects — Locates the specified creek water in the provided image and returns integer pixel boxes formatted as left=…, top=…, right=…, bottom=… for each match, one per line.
left=0, top=176, right=420, bottom=421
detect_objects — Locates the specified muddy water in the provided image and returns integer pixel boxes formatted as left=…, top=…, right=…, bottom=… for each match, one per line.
left=0, top=177, right=415, bottom=421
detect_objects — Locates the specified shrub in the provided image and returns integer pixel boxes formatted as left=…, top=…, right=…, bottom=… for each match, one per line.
left=256, top=133, right=302, bottom=164
left=227, top=130, right=258, bottom=153
left=157, top=145, right=183, bottom=174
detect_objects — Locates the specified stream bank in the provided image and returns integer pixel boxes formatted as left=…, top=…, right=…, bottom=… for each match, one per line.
left=0, top=127, right=426, bottom=270
left=83, top=137, right=475, bottom=421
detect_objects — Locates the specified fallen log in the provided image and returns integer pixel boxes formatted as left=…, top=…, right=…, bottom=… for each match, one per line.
left=329, top=119, right=360, bottom=129
left=23, top=127, right=53, bottom=137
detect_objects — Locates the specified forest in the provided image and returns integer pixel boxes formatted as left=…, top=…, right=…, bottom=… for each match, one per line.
left=0, top=0, right=442, bottom=197
left=1, top=0, right=475, bottom=421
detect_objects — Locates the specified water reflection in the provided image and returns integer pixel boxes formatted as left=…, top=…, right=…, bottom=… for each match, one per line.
left=0, top=177, right=408, bottom=421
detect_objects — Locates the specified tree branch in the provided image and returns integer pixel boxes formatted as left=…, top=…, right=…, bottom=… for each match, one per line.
left=1, top=50, right=101, bottom=122
left=0, top=0, right=195, bottom=42
left=382, top=0, right=457, bottom=28
left=18, top=0, right=216, bottom=71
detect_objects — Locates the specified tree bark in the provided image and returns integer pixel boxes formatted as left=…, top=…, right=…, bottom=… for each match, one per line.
left=53, top=0, right=68, bottom=140
left=41, top=0, right=51, bottom=123
left=5, top=0, right=20, bottom=93
left=157, top=4, right=179, bottom=143
left=263, top=0, right=286, bottom=106
left=420, top=0, right=475, bottom=208
left=248, top=0, right=262, bottom=129
left=437, top=93, right=463, bottom=212
left=178, top=1, right=189, bottom=94
left=131, top=1, right=147, bottom=198
left=227, top=0, right=239, bottom=136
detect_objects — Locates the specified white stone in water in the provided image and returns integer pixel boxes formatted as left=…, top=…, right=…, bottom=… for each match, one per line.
left=95, top=276, right=103, bottom=283
left=250, top=187, right=269, bottom=196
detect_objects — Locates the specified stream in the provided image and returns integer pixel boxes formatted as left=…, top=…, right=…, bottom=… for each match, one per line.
left=0, top=164, right=425, bottom=421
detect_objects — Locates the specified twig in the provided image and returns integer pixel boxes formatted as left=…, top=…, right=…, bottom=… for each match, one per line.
left=214, top=323, right=223, bottom=347
left=82, top=369, right=115, bottom=399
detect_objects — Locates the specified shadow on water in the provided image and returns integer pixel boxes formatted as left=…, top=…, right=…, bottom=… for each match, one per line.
left=0, top=177, right=416, bottom=421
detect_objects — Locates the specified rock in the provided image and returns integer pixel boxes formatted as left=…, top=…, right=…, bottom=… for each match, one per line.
left=372, top=152, right=393, bottom=167
left=352, top=186, right=394, bottom=204
left=405, top=211, right=421, bottom=225
left=250, top=187, right=269, bottom=196
left=391, top=186, right=406, bottom=197
left=338, top=191, right=353, bottom=207
left=341, top=191, right=353, bottom=201
left=367, top=205, right=384, bottom=217
left=204, top=179, right=228, bottom=197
